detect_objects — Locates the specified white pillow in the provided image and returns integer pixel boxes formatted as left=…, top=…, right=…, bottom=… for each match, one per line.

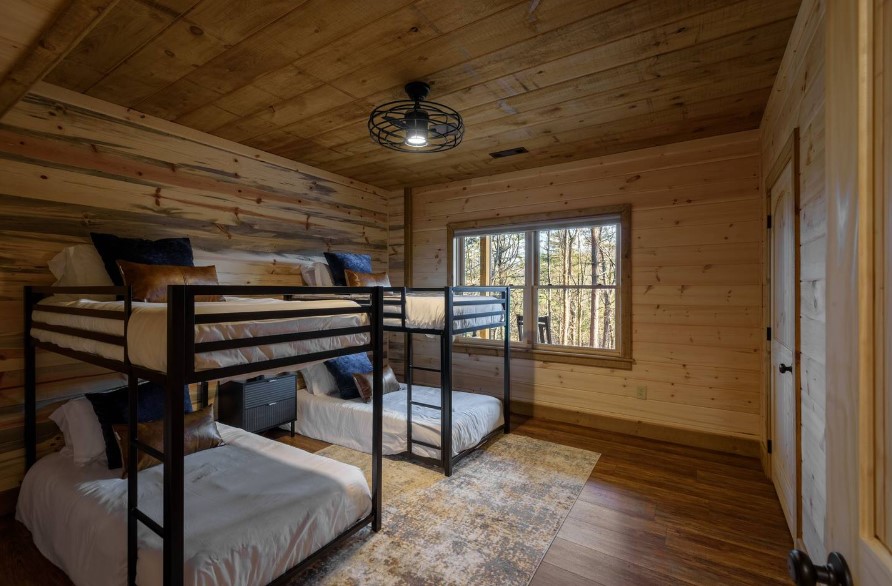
left=300, top=363, right=339, bottom=396
left=300, top=262, right=334, bottom=287
left=49, top=244, right=113, bottom=287
left=49, top=398, right=107, bottom=465
left=48, top=244, right=114, bottom=300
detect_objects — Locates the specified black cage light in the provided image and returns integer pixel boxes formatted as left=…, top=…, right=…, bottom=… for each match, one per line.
left=368, top=81, right=464, bottom=153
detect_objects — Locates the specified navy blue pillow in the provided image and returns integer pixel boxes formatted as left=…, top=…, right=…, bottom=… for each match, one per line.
left=323, top=252, right=372, bottom=286
left=324, top=353, right=373, bottom=400
left=91, top=232, right=195, bottom=286
left=85, top=381, right=193, bottom=470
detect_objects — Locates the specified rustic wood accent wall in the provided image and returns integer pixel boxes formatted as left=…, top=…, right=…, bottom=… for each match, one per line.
left=386, top=187, right=407, bottom=376
left=406, top=130, right=764, bottom=452
left=0, top=83, right=388, bottom=512
left=759, top=0, right=826, bottom=560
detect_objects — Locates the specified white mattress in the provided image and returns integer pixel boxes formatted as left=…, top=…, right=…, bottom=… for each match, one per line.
left=16, top=424, right=371, bottom=586
left=31, top=297, right=369, bottom=373
left=385, top=293, right=505, bottom=331
left=295, top=383, right=503, bottom=459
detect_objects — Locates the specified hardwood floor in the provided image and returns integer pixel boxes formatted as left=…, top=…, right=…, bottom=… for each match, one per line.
left=0, top=418, right=792, bottom=585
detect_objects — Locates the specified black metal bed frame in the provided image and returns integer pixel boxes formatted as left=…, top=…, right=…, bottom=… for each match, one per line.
left=382, top=286, right=511, bottom=477
left=23, top=284, right=385, bottom=586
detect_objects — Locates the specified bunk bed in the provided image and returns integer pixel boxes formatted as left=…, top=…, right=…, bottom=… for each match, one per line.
left=382, top=286, right=511, bottom=476
left=286, top=286, right=509, bottom=476
left=22, top=284, right=385, bottom=586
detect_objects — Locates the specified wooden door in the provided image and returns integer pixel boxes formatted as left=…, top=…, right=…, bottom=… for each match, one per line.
left=768, top=138, right=800, bottom=541
left=821, top=0, right=892, bottom=582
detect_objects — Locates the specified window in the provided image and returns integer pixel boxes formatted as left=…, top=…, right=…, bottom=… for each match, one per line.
left=449, top=205, right=631, bottom=369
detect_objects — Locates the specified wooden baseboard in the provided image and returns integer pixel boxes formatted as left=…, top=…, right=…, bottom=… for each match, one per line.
left=0, top=487, right=18, bottom=517
left=511, top=401, right=761, bottom=458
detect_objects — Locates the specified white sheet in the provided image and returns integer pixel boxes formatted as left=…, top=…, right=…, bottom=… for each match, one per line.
left=294, top=383, right=503, bottom=459
left=31, top=297, right=368, bottom=373
left=385, top=293, right=505, bottom=331
left=16, top=424, right=370, bottom=586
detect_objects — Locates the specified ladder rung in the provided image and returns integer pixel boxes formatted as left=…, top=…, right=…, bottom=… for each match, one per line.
left=133, top=508, right=163, bottom=537
left=409, top=439, right=440, bottom=450
left=410, top=401, right=441, bottom=410
left=410, top=366, right=440, bottom=372
left=133, top=439, right=164, bottom=461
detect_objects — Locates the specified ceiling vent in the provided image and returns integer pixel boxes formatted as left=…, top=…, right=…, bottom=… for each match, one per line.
left=489, top=147, right=528, bottom=158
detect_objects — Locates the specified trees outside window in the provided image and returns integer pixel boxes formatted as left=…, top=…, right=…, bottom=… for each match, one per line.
left=450, top=205, right=631, bottom=368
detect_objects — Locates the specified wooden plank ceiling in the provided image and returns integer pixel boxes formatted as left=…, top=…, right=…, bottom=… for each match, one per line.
left=40, top=0, right=801, bottom=189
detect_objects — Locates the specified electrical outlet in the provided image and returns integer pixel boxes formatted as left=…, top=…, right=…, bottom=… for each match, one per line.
left=636, top=385, right=647, bottom=400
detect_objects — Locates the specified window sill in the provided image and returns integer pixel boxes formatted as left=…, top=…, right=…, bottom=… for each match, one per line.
left=453, top=341, right=634, bottom=370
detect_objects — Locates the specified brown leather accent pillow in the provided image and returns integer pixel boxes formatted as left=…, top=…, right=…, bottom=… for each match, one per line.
left=113, top=404, right=223, bottom=477
left=344, top=269, right=391, bottom=287
left=352, top=365, right=400, bottom=403
left=117, top=260, right=222, bottom=302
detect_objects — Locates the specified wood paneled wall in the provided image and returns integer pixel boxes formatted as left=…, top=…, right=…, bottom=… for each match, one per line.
left=386, top=188, right=407, bottom=375
left=0, top=83, right=388, bottom=512
left=405, top=130, right=764, bottom=452
left=759, top=0, right=826, bottom=560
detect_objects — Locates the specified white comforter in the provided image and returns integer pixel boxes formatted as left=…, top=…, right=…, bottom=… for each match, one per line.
left=16, top=424, right=370, bottom=586
left=31, top=297, right=368, bottom=373
left=385, top=293, right=505, bottom=331
left=295, top=384, right=504, bottom=458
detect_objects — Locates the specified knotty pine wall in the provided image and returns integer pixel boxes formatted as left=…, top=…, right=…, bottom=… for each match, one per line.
left=0, top=83, right=388, bottom=512
left=402, top=130, right=764, bottom=453
left=760, top=0, right=826, bottom=560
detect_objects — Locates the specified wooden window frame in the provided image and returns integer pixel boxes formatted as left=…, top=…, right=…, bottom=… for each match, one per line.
left=447, top=204, right=633, bottom=370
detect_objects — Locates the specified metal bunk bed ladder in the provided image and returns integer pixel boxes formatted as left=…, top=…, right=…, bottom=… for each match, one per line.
left=400, top=286, right=511, bottom=477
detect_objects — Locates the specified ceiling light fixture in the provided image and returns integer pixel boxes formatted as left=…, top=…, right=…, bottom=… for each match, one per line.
left=368, top=81, right=464, bottom=153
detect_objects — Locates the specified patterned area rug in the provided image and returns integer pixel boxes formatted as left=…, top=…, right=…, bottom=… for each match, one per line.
left=292, top=434, right=600, bottom=586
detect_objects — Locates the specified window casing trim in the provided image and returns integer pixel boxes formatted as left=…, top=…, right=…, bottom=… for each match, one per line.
left=447, top=204, right=632, bottom=368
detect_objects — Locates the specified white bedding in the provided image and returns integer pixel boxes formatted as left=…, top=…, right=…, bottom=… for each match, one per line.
left=16, top=424, right=371, bottom=586
left=385, top=293, right=505, bottom=331
left=295, top=383, right=503, bottom=459
left=31, top=297, right=369, bottom=373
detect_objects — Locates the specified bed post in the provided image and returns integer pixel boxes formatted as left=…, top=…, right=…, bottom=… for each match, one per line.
left=405, top=330, right=413, bottom=452
left=23, top=286, right=37, bottom=470
left=503, top=287, right=511, bottom=434
left=371, top=286, right=384, bottom=532
left=126, top=368, right=138, bottom=586
left=441, top=287, right=454, bottom=476
left=124, top=287, right=140, bottom=586
left=164, top=285, right=187, bottom=586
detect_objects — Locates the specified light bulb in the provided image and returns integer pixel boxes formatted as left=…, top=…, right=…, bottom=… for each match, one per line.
left=404, top=109, right=429, bottom=147
left=406, top=131, right=428, bottom=146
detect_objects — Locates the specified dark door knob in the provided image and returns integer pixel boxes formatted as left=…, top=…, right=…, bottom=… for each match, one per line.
left=788, top=550, right=853, bottom=586
left=779, top=363, right=793, bottom=374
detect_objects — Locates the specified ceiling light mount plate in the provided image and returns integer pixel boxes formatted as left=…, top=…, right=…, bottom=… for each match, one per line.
left=369, top=80, right=464, bottom=153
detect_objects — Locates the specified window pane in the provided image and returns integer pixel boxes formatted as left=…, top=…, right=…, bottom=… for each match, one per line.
left=488, top=233, right=525, bottom=342
left=460, top=235, right=481, bottom=286
left=457, top=232, right=525, bottom=343
left=537, top=287, right=616, bottom=349
left=538, top=224, right=618, bottom=286
left=488, top=232, right=525, bottom=286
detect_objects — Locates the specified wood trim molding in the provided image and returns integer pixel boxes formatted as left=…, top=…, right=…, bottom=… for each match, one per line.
left=764, top=127, right=802, bottom=539
left=766, top=128, right=800, bottom=191
left=454, top=340, right=634, bottom=370
left=446, top=204, right=630, bottom=233
left=511, top=401, right=761, bottom=457
left=404, top=187, right=413, bottom=287
left=0, top=0, right=120, bottom=117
